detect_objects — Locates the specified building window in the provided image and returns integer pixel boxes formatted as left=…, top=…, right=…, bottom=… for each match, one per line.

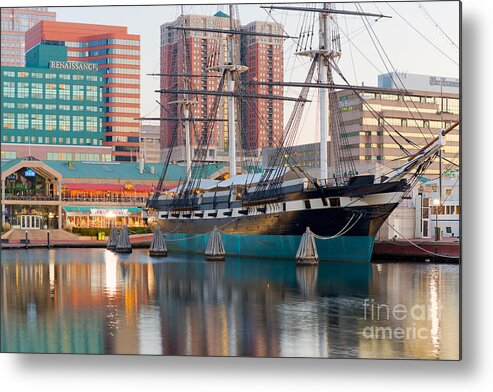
left=45, top=115, right=57, bottom=131
left=2, top=112, right=15, bottom=129
left=59, top=115, right=70, bottom=131
left=86, top=85, right=98, bottom=102
left=45, top=83, right=57, bottom=99
left=31, top=113, right=43, bottom=130
left=3, top=81, right=15, bottom=98
left=31, top=83, right=43, bottom=99
left=59, top=83, right=71, bottom=100
left=86, top=116, right=98, bottom=132
left=72, top=85, right=84, bottom=101
left=0, top=151, right=16, bottom=159
left=17, top=113, right=29, bottom=130
left=73, top=116, right=84, bottom=132
left=16, top=82, right=29, bottom=98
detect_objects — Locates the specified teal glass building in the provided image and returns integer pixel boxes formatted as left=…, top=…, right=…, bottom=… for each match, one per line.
left=1, top=44, right=104, bottom=158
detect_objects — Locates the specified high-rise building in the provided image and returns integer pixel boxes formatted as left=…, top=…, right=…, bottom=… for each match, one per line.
left=25, top=21, right=141, bottom=161
left=159, top=12, right=284, bottom=163
left=1, top=7, right=56, bottom=67
left=241, top=21, right=284, bottom=156
left=1, top=44, right=111, bottom=162
left=160, top=12, right=239, bottom=163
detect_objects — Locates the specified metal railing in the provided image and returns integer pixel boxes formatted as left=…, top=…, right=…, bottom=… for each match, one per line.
left=3, top=193, right=59, bottom=201
left=3, top=193, right=148, bottom=204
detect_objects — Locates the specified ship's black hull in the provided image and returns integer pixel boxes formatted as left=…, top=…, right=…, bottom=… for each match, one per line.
left=153, top=179, right=406, bottom=261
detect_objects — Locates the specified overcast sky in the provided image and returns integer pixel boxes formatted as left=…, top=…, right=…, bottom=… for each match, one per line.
left=3, top=0, right=460, bottom=144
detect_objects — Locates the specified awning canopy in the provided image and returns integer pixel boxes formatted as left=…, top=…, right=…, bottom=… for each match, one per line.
left=63, top=206, right=142, bottom=215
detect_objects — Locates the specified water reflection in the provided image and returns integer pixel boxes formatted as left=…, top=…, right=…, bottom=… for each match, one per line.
left=1, top=249, right=459, bottom=359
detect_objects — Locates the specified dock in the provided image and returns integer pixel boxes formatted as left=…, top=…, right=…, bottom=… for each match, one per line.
left=1, top=229, right=152, bottom=249
left=372, top=237, right=460, bottom=263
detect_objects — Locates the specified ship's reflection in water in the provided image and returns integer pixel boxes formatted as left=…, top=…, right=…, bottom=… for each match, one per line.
left=1, top=249, right=459, bottom=359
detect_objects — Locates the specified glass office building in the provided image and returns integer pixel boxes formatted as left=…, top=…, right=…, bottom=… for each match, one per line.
left=1, top=43, right=107, bottom=160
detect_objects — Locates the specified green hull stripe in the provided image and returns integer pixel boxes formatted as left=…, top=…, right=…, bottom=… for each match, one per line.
left=164, top=233, right=375, bottom=262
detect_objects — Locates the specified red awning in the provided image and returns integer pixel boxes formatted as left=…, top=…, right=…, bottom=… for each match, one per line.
left=64, top=183, right=123, bottom=191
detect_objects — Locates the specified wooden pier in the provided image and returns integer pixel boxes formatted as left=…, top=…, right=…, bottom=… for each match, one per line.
left=372, top=237, right=460, bottom=263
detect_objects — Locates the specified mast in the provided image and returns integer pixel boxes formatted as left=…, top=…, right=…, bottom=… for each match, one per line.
left=184, top=103, right=192, bottom=176
left=294, top=3, right=342, bottom=182
left=227, top=4, right=237, bottom=177
left=318, top=5, right=330, bottom=181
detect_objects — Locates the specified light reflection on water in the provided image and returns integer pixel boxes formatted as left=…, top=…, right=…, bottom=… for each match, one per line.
left=1, top=248, right=459, bottom=359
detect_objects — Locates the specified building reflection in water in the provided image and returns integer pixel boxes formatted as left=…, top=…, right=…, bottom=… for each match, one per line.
left=1, top=249, right=459, bottom=359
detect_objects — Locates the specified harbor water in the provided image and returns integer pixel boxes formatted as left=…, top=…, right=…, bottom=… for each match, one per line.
left=1, top=248, right=459, bottom=359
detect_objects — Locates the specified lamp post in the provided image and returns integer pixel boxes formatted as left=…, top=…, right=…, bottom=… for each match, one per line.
left=433, top=198, right=441, bottom=241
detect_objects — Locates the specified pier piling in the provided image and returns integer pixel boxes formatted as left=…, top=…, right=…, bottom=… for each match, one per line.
left=107, top=226, right=118, bottom=250
left=205, top=226, right=226, bottom=261
left=296, top=227, right=319, bottom=266
left=115, top=226, right=132, bottom=253
left=149, top=226, right=167, bottom=257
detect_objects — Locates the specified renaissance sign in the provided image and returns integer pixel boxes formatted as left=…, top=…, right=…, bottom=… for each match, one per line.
left=49, top=61, right=98, bottom=71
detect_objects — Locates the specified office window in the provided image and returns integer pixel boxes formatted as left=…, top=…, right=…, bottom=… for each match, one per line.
left=73, top=116, right=84, bottom=131
left=45, top=115, right=57, bottom=131
left=86, top=85, right=99, bottom=102
left=2, top=112, right=15, bottom=129
left=86, top=116, right=98, bottom=132
left=46, top=83, right=57, bottom=99
left=17, top=82, right=29, bottom=98
left=59, top=83, right=70, bottom=100
left=17, top=113, right=29, bottom=130
left=72, top=85, right=84, bottom=101
left=3, top=81, right=15, bottom=98
left=31, top=83, right=43, bottom=99
left=59, top=115, right=70, bottom=131
left=31, top=113, right=43, bottom=130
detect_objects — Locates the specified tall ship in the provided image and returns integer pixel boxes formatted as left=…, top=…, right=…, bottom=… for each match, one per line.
left=144, top=3, right=458, bottom=262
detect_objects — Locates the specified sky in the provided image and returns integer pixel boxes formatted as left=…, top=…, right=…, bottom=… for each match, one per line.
left=2, top=0, right=460, bottom=145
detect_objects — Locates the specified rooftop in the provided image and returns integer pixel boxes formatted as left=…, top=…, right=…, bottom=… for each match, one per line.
left=1, top=158, right=225, bottom=182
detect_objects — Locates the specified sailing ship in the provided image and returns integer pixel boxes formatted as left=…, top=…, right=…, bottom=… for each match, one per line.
left=144, top=3, right=458, bottom=262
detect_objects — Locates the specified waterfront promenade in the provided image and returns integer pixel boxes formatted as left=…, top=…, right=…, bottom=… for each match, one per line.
left=1, top=229, right=152, bottom=249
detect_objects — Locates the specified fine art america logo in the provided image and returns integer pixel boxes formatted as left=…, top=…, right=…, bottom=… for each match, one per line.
left=361, top=299, right=440, bottom=340
left=49, top=61, right=98, bottom=71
